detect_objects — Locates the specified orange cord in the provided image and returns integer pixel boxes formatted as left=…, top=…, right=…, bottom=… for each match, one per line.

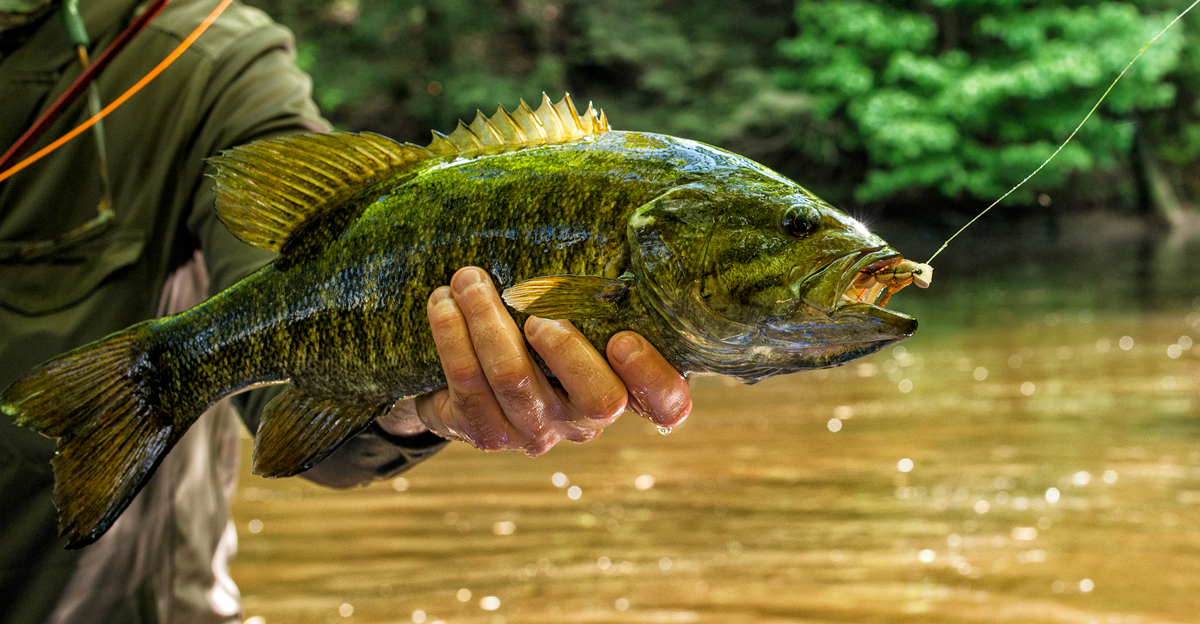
left=0, top=0, right=234, bottom=184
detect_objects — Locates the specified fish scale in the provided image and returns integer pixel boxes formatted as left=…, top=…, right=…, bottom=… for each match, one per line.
left=2, top=95, right=919, bottom=548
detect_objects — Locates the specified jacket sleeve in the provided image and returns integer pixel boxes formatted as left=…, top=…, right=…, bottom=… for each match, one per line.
left=182, top=20, right=447, bottom=484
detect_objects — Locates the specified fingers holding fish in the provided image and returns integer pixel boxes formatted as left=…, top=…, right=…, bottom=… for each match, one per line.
left=422, top=267, right=596, bottom=455
left=375, top=398, right=429, bottom=437
left=448, top=268, right=575, bottom=447
left=523, top=316, right=627, bottom=428
left=606, top=332, right=692, bottom=428
left=422, top=283, right=532, bottom=451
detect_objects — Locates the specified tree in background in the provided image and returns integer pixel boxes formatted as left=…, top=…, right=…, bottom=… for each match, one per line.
left=247, top=0, right=796, bottom=148
left=248, top=0, right=1200, bottom=221
left=775, top=0, right=1189, bottom=218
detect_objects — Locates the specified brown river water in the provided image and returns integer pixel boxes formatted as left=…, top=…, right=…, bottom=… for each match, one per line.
left=230, top=217, right=1200, bottom=623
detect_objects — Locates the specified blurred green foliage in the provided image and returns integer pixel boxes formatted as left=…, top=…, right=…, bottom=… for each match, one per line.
left=247, top=0, right=1200, bottom=216
left=776, top=0, right=1188, bottom=209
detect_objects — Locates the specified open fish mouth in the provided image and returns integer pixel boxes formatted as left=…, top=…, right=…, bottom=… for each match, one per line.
left=838, top=256, right=906, bottom=309
left=797, top=248, right=902, bottom=314
left=757, top=249, right=918, bottom=356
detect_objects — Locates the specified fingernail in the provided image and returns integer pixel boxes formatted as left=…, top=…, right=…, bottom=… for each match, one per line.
left=453, top=268, right=483, bottom=294
left=525, top=315, right=547, bottom=334
left=429, top=286, right=451, bottom=306
left=608, top=333, right=642, bottom=365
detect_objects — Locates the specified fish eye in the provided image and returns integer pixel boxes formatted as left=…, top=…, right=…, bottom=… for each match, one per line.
left=781, top=210, right=818, bottom=239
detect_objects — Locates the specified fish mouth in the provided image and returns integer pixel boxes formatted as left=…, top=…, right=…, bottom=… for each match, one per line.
left=758, top=248, right=918, bottom=355
left=797, top=248, right=903, bottom=314
left=633, top=244, right=918, bottom=381
left=838, top=255, right=907, bottom=309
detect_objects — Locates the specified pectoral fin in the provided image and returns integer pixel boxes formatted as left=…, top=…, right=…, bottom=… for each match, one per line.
left=501, top=274, right=632, bottom=319
left=253, top=387, right=391, bottom=478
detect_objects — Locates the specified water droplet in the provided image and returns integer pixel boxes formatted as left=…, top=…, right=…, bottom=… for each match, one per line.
left=657, top=426, right=672, bottom=435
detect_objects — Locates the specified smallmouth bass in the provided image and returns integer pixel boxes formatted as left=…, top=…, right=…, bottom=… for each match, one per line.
left=2, top=95, right=920, bottom=547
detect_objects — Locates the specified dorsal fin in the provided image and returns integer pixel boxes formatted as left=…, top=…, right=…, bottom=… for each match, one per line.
left=210, top=93, right=611, bottom=252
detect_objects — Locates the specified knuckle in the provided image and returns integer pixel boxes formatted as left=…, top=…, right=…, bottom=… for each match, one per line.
left=587, top=386, right=628, bottom=420
left=450, top=396, right=508, bottom=451
left=567, top=428, right=600, bottom=444
left=473, top=434, right=509, bottom=452
left=621, top=349, right=671, bottom=388
left=531, top=320, right=575, bottom=351
left=523, top=431, right=562, bottom=457
left=427, top=304, right=463, bottom=337
left=444, top=357, right=483, bottom=388
left=450, top=390, right=491, bottom=423
left=488, top=357, right=535, bottom=398
left=455, top=282, right=498, bottom=314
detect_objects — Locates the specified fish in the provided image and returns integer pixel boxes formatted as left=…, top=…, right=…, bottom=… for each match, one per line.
left=1, top=94, right=920, bottom=548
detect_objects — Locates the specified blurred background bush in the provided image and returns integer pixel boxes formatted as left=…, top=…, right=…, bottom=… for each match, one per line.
left=245, top=0, right=1200, bottom=225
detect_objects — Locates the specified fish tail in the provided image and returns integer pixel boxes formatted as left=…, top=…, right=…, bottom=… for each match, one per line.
left=1, top=323, right=176, bottom=548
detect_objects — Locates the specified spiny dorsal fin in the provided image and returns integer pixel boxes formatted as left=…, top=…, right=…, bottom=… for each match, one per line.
left=210, top=94, right=610, bottom=252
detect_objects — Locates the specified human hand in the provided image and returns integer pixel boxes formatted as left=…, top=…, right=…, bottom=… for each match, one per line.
left=381, top=266, right=690, bottom=456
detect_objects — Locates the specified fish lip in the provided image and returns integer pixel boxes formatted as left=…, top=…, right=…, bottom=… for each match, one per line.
left=830, top=302, right=918, bottom=335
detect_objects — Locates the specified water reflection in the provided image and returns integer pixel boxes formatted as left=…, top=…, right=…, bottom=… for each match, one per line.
left=231, top=219, right=1200, bottom=623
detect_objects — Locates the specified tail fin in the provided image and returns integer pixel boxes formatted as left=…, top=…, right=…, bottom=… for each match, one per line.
left=1, top=325, right=175, bottom=548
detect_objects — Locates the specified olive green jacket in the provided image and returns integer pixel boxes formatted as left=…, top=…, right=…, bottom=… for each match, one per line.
left=0, top=1, right=444, bottom=622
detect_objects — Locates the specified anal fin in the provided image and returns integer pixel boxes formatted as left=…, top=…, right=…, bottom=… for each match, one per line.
left=253, top=387, right=391, bottom=478
left=501, top=274, right=632, bottom=319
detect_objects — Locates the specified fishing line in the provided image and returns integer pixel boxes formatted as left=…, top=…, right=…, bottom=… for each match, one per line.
left=926, top=0, right=1200, bottom=265
left=0, top=0, right=233, bottom=185
left=0, top=0, right=172, bottom=173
